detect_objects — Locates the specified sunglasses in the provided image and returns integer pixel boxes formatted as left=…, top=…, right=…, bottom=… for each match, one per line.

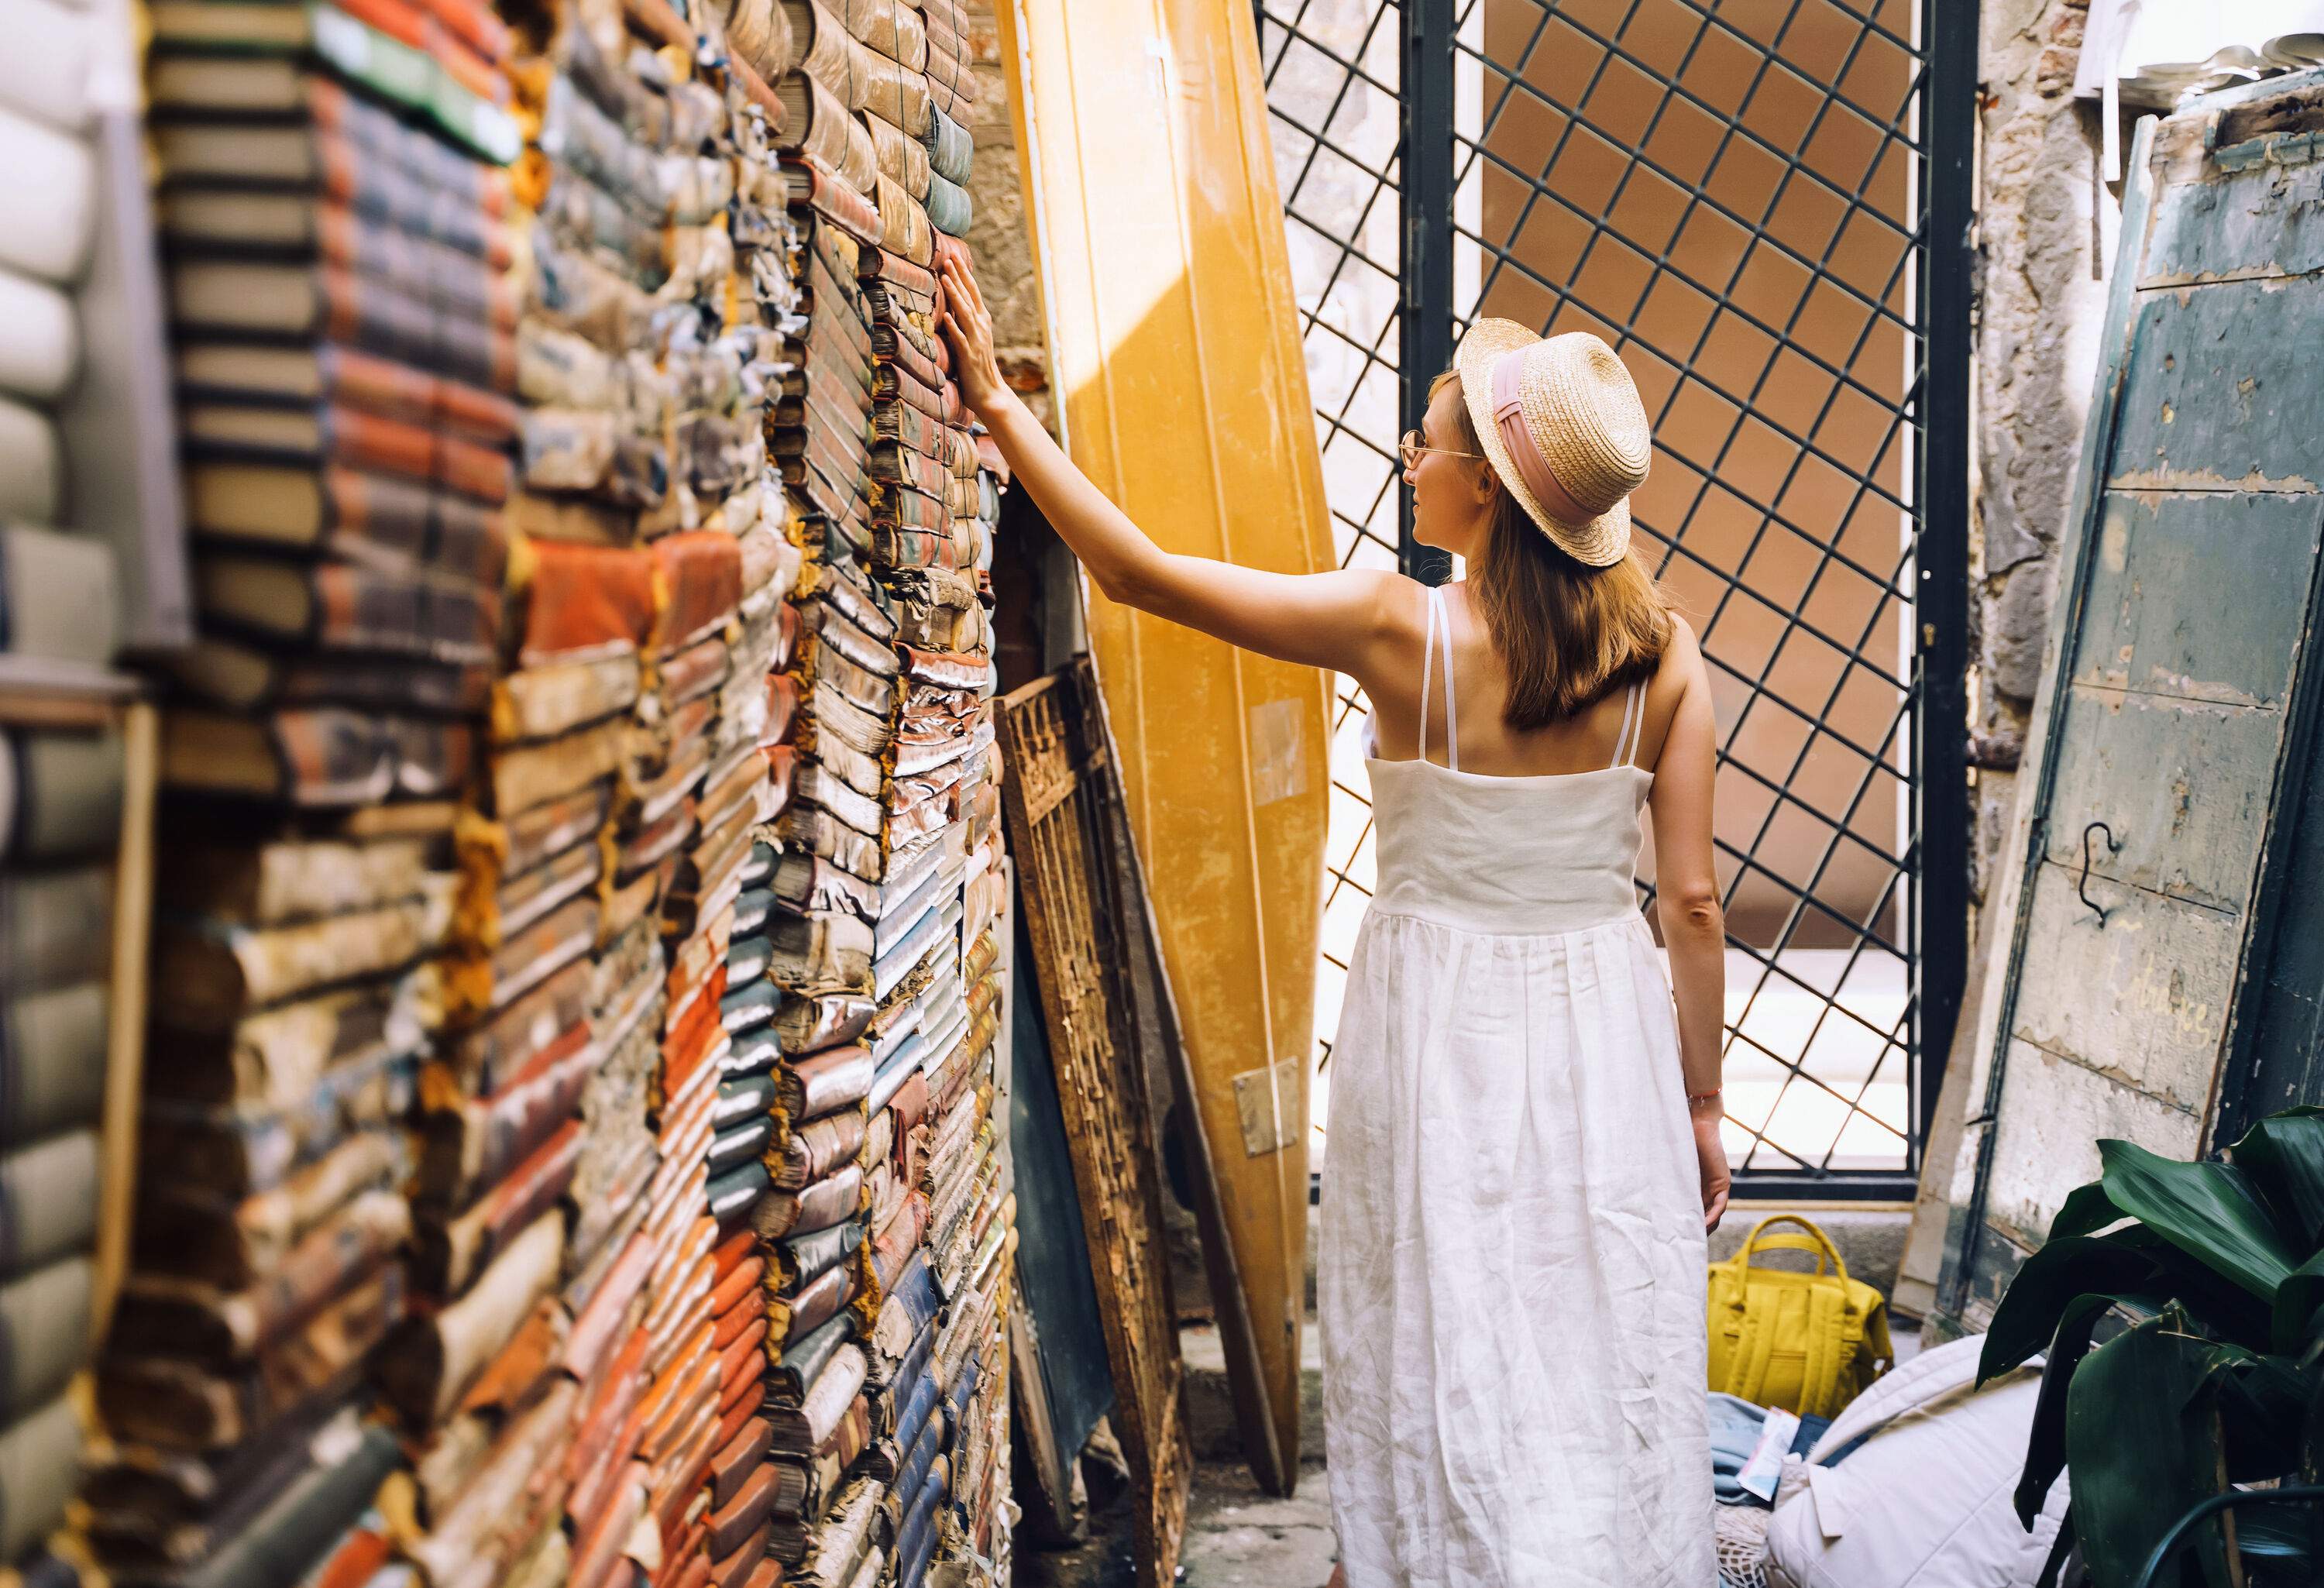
left=1399, top=429, right=1483, bottom=469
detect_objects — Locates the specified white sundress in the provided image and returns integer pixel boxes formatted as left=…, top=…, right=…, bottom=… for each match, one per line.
left=1318, top=585, right=1714, bottom=1588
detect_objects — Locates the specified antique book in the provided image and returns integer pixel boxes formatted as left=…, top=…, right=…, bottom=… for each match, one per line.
left=0, top=267, right=77, bottom=411
left=107, top=1190, right=409, bottom=1366
left=923, top=167, right=970, bottom=239
left=168, top=261, right=512, bottom=394
left=920, top=101, right=970, bottom=184
left=194, top=554, right=499, bottom=665
left=491, top=654, right=638, bottom=743
left=165, top=833, right=428, bottom=930
left=750, top=1163, right=863, bottom=1243
left=648, top=531, right=744, bottom=657
left=150, top=1, right=518, bottom=163
left=782, top=154, right=883, bottom=246
left=511, top=539, right=655, bottom=666
left=0, top=1394, right=98, bottom=1560
left=0, top=982, right=106, bottom=1150
left=0, top=1131, right=97, bottom=1282
left=414, top=1023, right=593, bottom=1206
left=486, top=717, right=625, bottom=818
left=0, top=1257, right=91, bottom=1423
left=775, top=70, right=877, bottom=198
left=0, top=397, right=59, bottom=527
left=782, top=0, right=866, bottom=107
left=0, top=866, right=108, bottom=1003
left=134, top=1127, right=399, bottom=1294
left=157, top=180, right=509, bottom=280
left=0, top=524, right=116, bottom=669
left=0, top=104, right=91, bottom=288
left=95, top=1263, right=402, bottom=1452
left=1, top=726, right=122, bottom=867
left=184, top=401, right=509, bottom=510
left=180, top=347, right=516, bottom=479
left=378, top=1209, right=562, bottom=1428
left=155, top=896, right=433, bottom=1026
left=182, top=462, right=507, bottom=588
left=170, top=1414, right=402, bottom=1588
left=163, top=706, right=474, bottom=806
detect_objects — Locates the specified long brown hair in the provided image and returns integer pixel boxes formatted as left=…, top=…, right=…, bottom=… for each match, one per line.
left=1435, top=370, right=1674, bottom=728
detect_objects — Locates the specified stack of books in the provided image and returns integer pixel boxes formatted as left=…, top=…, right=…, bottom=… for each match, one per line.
left=624, top=526, right=743, bottom=1588
left=0, top=723, right=125, bottom=1583
left=87, top=0, right=522, bottom=1574
left=0, top=0, right=170, bottom=1571
left=149, top=0, right=520, bottom=802
left=854, top=131, right=1012, bottom=1588
left=98, top=806, right=445, bottom=1583
left=772, top=191, right=878, bottom=560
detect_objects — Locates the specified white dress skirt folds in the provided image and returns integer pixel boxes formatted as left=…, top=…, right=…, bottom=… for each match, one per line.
left=1318, top=586, right=1714, bottom=1587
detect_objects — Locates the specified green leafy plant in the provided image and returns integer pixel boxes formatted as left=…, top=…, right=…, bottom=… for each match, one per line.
left=1981, top=1107, right=2324, bottom=1588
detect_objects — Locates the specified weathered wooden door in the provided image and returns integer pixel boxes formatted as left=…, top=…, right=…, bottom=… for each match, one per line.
left=1935, top=76, right=2324, bottom=1331
left=995, top=660, right=1192, bottom=1585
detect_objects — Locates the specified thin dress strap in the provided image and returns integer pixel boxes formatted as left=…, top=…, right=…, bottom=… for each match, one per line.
left=1611, top=681, right=1643, bottom=769
left=1418, top=586, right=1436, bottom=767
left=1435, top=588, right=1459, bottom=773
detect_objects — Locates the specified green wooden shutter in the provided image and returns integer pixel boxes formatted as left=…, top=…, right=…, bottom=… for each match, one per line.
left=1936, top=77, right=2324, bottom=1330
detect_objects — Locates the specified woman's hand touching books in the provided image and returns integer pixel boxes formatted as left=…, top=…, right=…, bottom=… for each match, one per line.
left=936, top=253, right=1008, bottom=422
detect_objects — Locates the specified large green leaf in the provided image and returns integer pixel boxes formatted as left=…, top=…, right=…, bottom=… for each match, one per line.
left=2049, top=1179, right=2133, bottom=1242
left=2196, top=1343, right=2309, bottom=1480
left=2273, top=1248, right=2324, bottom=1355
left=2016, top=1294, right=2117, bottom=1529
left=2098, top=1139, right=2303, bottom=1301
left=1982, top=1235, right=2168, bottom=1383
left=2230, top=1107, right=2324, bottom=1252
left=2066, top=1318, right=2228, bottom=1588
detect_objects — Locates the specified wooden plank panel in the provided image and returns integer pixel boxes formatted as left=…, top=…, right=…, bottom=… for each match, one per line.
left=2040, top=690, right=2285, bottom=909
left=1982, top=1035, right=2203, bottom=1249
left=998, top=0, right=1329, bottom=1496
left=997, top=663, right=1191, bottom=1588
left=2112, top=284, right=2324, bottom=489
left=2008, top=861, right=2246, bottom=1115
left=2142, top=122, right=2324, bottom=287
left=2074, top=491, right=2321, bottom=709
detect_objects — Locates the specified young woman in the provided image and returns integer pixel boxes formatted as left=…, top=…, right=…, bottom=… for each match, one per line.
left=940, top=260, right=1723, bottom=1588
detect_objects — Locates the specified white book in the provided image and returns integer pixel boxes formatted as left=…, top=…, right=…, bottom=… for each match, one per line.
left=0, top=400, right=60, bottom=524
left=0, top=523, right=115, bottom=666
left=0, top=270, right=77, bottom=403
left=0, top=0, right=94, bottom=132
left=0, top=106, right=92, bottom=285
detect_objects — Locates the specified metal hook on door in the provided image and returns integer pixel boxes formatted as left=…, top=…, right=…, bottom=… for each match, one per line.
left=2079, top=820, right=2122, bottom=926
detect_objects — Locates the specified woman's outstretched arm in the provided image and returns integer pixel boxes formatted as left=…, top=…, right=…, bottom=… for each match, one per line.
left=936, top=253, right=1401, bottom=679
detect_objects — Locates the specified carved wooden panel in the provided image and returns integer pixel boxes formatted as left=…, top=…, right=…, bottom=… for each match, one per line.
left=996, top=658, right=1189, bottom=1586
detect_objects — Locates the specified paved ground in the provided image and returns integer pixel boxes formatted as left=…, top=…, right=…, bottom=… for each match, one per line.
left=1017, top=1318, right=1336, bottom=1587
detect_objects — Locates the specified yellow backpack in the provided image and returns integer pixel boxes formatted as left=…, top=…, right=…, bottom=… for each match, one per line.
left=1706, top=1213, right=1893, bottom=1419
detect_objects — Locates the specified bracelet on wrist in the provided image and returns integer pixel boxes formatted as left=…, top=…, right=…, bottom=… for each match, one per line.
left=1686, top=1087, right=1724, bottom=1108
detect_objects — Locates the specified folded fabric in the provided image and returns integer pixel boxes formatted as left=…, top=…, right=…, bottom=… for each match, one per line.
left=1708, top=1392, right=1831, bottom=1507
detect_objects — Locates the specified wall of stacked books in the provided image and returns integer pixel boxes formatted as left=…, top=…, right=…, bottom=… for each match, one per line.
left=67, top=0, right=1021, bottom=1576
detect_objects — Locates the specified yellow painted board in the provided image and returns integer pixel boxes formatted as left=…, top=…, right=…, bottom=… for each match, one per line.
left=999, top=0, right=1332, bottom=1495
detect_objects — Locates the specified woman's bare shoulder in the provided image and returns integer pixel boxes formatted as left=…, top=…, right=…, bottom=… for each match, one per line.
left=1656, top=611, right=1707, bottom=688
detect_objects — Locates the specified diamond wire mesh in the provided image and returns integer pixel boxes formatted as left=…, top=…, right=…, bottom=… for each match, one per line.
left=1261, top=0, right=1931, bottom=1182
left=1257, top=0, right=1405, bottom=1156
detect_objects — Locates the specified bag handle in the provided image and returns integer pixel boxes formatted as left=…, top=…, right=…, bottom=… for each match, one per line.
left=1734, top=1214, right=1849, bottom=1284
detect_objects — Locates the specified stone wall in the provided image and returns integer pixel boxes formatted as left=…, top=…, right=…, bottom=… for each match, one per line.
left=961, top=0, right=1055, bottom=438
left=1967, top=0, right=2116, bottom=923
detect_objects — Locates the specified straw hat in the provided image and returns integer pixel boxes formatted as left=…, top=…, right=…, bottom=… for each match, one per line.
left=1454, top=318, right=1652, bottom=568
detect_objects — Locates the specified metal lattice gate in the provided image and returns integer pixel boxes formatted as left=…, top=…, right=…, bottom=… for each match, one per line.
left=1258, top=0, right=1974, bottom=1197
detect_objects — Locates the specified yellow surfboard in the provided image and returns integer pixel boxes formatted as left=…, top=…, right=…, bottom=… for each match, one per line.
left=998, top=0, right=1332, bottom=1497
left=995, top=0, right=1339, bottom=1506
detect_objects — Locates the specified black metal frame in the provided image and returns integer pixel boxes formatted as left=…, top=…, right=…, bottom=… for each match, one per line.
left=1260, top=0, right=1975, bottom=1201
